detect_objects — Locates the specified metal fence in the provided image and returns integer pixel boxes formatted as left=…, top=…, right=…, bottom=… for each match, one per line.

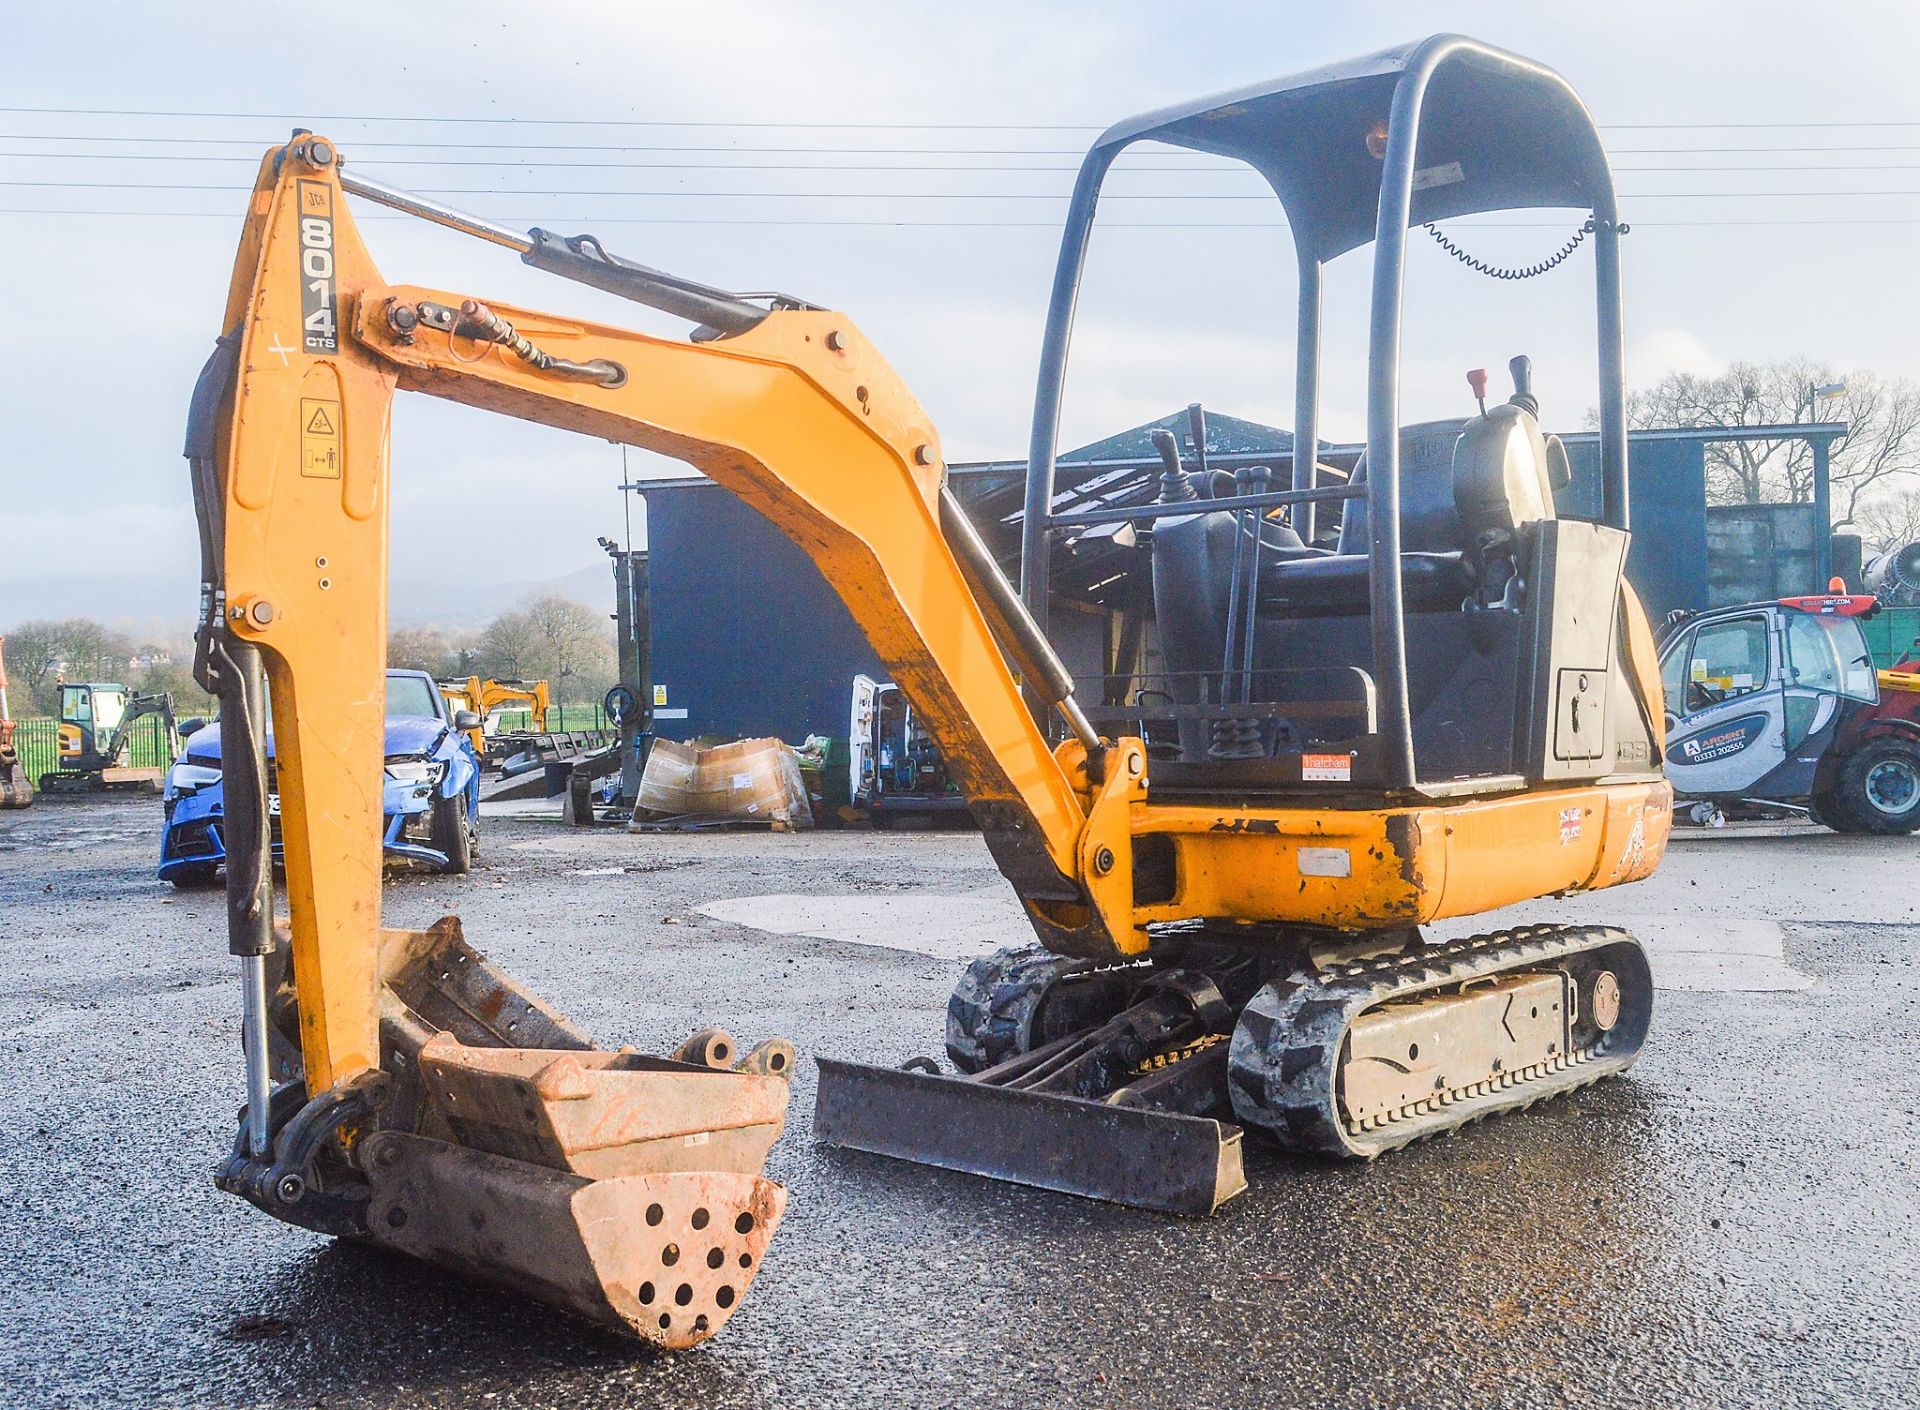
left=10, top=715, right=178, bottom=783
left=491, top=703, right=609, bottom=733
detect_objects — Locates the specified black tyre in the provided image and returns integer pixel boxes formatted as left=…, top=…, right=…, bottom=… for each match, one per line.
left=429, top=791, right=474, bottom=874
left=1834, top=739, right=1920, bottom=835
left=168, top=867, right=221, bottom=890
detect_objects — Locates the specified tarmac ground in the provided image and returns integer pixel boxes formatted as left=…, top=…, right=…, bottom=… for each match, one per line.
left=2, top=797, right=1916, bottom=1409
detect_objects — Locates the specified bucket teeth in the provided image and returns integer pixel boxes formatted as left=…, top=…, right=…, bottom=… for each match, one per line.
left=363, top=1132, right=785, bottom=1349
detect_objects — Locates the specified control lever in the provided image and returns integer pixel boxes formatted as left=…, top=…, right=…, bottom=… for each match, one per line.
left=1466, top=368, right=1489, bottom=417
left=1508, top=355, right=1539, bottom=418
left=1186, top=403, right=1210, bottom=476
left=1150, top=428, right=1196, bottom=504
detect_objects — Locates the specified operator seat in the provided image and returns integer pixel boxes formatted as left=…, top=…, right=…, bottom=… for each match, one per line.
left=1256, top=419, right=1476, bottom=614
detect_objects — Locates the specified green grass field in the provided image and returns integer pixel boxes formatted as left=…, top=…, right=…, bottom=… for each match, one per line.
left=10, top=716, right=176, bottom=782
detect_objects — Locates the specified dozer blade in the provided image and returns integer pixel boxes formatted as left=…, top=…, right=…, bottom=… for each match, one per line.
left=814, top=1056, right=1245, bottom=1216
left=232, top=918, right=794, bottom=1349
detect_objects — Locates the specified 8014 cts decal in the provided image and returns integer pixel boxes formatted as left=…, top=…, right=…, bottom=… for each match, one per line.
left=298, top=181, right=338, bottom=354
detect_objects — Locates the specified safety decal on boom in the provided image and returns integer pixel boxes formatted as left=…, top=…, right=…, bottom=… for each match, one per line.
left=297, top=181, right=338, bottom=354
left=301, top=398, right=342, bottom=479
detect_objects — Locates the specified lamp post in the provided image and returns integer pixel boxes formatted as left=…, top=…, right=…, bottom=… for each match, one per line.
left=1808, top=381, right=1847, bottom=585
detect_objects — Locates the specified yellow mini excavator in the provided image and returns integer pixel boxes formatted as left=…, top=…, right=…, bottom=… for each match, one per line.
left=439, top=676, right=552, bottom=757
left=189, top=31, right=1669, bottom=1340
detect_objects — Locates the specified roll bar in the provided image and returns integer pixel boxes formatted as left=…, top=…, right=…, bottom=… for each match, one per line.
left=1019, top=33, right=1631, bottom=792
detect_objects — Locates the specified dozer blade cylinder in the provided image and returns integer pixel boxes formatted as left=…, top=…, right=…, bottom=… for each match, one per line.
left=363, top=1131, right=784, bottom=1349
left=814, top=1056, right=1245, bottom=1216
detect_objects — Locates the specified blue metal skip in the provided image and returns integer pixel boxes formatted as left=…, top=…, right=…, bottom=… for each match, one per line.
left=640, top=480, right=883, bottom=744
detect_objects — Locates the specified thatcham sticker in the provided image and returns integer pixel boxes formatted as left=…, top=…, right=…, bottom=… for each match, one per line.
left=1301, top=752, right=1352, bottom=782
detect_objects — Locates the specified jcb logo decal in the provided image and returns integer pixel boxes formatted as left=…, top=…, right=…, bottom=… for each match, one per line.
left=297, top=181, right=338, bottom=354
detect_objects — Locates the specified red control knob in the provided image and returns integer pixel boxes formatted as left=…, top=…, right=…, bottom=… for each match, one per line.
left=1466, top=368, right=1489, bottom=415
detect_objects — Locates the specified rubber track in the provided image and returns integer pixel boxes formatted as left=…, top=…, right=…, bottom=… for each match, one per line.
left=945, top=947, right=1095, bottom=1073
left=1227, top=923, right=1652, bottom=1158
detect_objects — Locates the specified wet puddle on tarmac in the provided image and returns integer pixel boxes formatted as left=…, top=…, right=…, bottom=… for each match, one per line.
left=698, top=891, right=1029, bottom=962
left=703, top=894, right=1815, bottom=993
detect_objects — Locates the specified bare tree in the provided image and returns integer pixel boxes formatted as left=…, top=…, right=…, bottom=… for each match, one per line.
left=388, top=626, right=458, bottom=677
left=475, top=610, right=542, bottom=682
left=1851, top=487, right=1920, bottom=555
left=1, top=617, right=134, bottom=713
left=471, top=594, right=613, bottom=702
left=1622, top=359, right=1920, bottom=517
left=520, top=593, right=607, bottom=694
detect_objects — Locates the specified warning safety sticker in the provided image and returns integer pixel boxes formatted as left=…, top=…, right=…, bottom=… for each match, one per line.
left=300, top=398, right=342, bottom=479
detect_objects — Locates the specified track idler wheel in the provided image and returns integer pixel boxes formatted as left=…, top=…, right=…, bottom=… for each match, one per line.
left=944, top=945, right=1141, bottom=1072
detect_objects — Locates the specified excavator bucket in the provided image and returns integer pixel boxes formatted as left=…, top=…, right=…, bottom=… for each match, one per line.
left=0, top=639, right=30, bottom=808
left=231, top=919, right=792, bottom=1349
left=0, top=746, right=30, bottom=808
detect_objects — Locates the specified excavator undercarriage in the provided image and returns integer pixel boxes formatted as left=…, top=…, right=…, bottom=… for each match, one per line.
left=821, top=921, right=1654, bottom=1213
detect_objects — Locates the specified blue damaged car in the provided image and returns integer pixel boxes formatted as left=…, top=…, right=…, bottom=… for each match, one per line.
left=158, top=668, right=481, bottom=887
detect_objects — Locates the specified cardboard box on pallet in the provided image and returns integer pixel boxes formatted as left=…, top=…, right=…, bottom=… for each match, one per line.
left=632, top=737, right=813, bottom=828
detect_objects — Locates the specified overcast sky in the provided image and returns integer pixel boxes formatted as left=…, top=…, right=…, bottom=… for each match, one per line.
left=5, top=0, right=1918, bottom=628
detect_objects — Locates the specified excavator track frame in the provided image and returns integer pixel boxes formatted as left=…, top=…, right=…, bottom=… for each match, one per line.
left=1229, top=923, right=1653, bottom=1158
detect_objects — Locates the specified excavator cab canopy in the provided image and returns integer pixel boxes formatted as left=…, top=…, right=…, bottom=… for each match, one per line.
left=1091, top=37, right=1615, bottom=262
left=1023, top=34, right=1633, bottom=794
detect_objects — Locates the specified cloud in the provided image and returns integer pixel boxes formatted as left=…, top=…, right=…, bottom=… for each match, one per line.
left=1632, top=329, right=1727, bottom=384
left=0, top=503, right=198, bottom=583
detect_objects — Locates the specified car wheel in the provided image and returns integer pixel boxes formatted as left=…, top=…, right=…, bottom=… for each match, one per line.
left=1836, top=739, right=1920, bottom=835
left=430, top=791, right=473, bottom=874
left=168, top=867, right=220, bottom=890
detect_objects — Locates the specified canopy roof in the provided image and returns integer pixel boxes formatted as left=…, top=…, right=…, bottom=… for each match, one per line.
left=1091, top=34, right=1614, bottom=262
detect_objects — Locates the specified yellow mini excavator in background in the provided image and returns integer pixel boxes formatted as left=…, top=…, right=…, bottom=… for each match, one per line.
left=40, top=682, right=178, bottom=797
left=188, top=31, right=1669, bottom=1342
left=439, top=676, right=552, bottom=757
